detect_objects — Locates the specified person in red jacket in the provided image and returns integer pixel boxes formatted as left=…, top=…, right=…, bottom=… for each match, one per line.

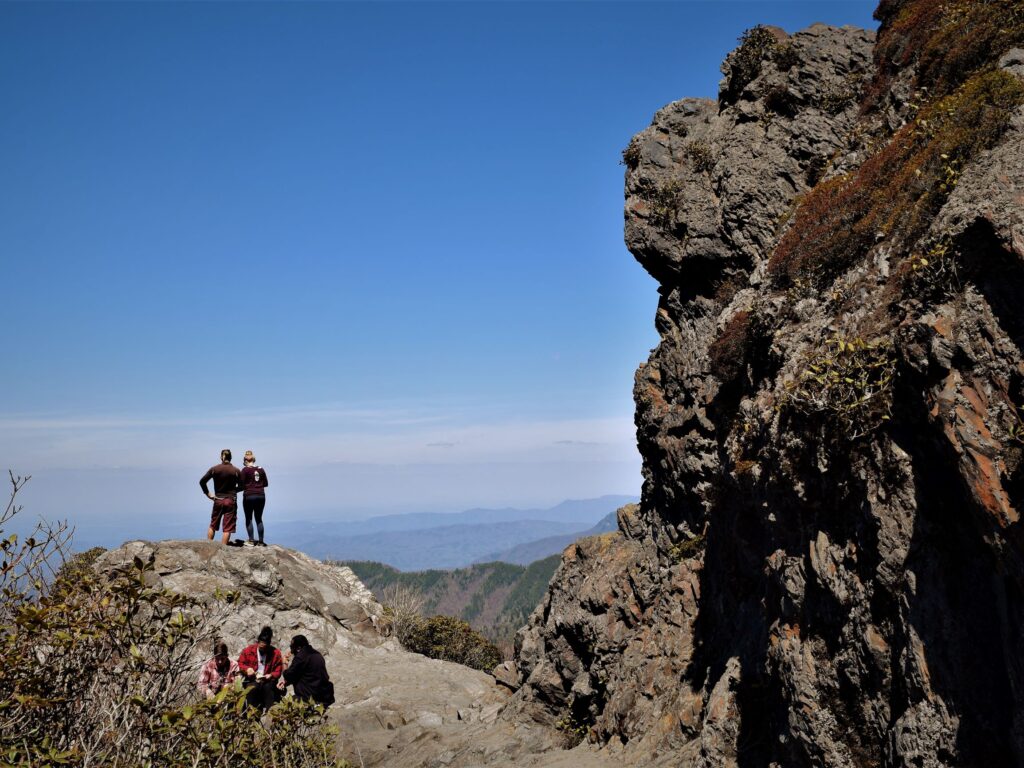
left=237, top=625, right=283, bottom=711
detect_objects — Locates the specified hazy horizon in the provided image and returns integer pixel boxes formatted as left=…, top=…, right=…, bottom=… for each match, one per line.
left=1, top=1, right=879, bottom=544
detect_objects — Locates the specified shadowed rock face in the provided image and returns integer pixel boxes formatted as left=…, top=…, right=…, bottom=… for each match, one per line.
left=508, top=7, right=1024, bottom=767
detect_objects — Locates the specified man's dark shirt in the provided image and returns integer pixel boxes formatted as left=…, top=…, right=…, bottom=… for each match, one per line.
left=283, top=646, right=333, bottom=705
left=200, top=462, right=241, bottom=498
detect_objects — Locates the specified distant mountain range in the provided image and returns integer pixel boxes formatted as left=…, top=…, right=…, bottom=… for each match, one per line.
left=472, top=511, right=620, bottom=565
left=345, top=554, right=563, bottom=649
left=272, top=495, right=635, bottom=570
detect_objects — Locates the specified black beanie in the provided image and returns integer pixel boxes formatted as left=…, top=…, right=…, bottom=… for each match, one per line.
left=257, top=626, right=273, bottom=644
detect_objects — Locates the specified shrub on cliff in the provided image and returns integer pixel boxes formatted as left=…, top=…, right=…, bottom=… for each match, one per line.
left=782, top=336, right=896, bottom=439
left=401, top=615, right=503, bottom=672
left=769, top=0, right=1024, bottom=292
left=0, top=472, right=349, bottom=768
left=380, top=581, right=427, bottom=646
left=720, top=25, right=798, bottom=106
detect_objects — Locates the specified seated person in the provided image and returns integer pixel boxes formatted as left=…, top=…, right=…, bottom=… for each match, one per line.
left=197, top=641, right=240, bottom=699
left=237, top=626, right=283, bottom=710
left=277, top=635, right=334, bottom=707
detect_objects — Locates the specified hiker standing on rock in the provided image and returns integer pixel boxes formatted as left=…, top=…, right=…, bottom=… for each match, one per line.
left=238, top=625, right=284, bottom=711
left=240, top=450, right=269, bottom=547
left=277, top=635, right=335, bottom=707
left=200, top=449, right=241, bottom=545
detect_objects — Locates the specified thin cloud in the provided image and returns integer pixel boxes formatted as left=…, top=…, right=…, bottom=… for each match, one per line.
left=0, top=403, right=456, bottom=432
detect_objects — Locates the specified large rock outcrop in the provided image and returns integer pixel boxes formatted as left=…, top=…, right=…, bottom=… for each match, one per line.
left=505, top=4, right=1024, bottom=767
left=97, top=541, right=516, bottom=767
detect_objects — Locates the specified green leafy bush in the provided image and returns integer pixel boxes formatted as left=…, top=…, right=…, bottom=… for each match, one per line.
left=900, top=237, right=962, bottom=302
left=782, top=336, right=896, bottom=439
left=401, top=615, right=503, bottom=672
left=0, top=472, right=348, bottom=768
left=555, top=711, right=590, bottom=748
left=668, top=533, right=707, bottom=564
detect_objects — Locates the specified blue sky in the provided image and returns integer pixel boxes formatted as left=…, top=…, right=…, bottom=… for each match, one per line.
left=1, top=1, right=878, bottom=540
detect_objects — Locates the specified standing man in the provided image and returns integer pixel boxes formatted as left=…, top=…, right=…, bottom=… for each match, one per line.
left=200, top=449, right=241, bottom=545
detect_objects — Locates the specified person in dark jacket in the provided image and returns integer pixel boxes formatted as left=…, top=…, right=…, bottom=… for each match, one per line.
left=240, top=450, right=269, bottom=547
left=277, top=635, right=334, bottom=707
left=200, top=449, right=241, bottom=545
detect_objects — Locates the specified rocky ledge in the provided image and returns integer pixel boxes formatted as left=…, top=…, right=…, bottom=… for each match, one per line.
left=97, top=541, right=517, bottom=767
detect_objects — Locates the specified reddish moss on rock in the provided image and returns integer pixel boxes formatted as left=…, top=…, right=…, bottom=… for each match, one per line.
left=769, top=69, right=1024, bottom=288
left=708, top=311, right=754, bottom=387
left=866, top=0, right=1024, bottom=108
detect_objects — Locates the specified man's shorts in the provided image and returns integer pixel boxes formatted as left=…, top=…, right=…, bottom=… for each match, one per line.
left=210, top=496, right=238, bottom=534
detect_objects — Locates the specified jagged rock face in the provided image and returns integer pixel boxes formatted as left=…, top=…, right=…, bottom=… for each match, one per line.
left=510, top=6, right=1024, bottom=767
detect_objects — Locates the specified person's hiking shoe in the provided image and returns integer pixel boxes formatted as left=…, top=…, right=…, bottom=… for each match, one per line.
left=243, top=540, right=257, bottom=548
left=257, top=541, right=268, bottom=547
left=227, top=539, right=245, bottom=547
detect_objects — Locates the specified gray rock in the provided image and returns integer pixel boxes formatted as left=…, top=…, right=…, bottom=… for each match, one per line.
left=1000, top=47, right=1024, bottom=79
left=96, top=540, right=520, bottom=767
left=502, top=10, right=1024, bottom=768
left=492, top=660, right=521, bottom=690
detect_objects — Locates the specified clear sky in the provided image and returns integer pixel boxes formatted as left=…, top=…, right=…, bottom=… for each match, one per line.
left=1, top=1, right=878, bottom=541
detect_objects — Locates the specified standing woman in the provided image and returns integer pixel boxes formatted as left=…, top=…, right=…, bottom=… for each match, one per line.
left=241, top=450, right=269, bottom=547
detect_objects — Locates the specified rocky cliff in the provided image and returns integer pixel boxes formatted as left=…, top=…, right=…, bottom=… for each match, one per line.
left=505, top=3, right=1024, bottom=766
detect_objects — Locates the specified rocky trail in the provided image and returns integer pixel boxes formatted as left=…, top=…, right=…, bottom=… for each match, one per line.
left=97, top=540, right=614, bottom=768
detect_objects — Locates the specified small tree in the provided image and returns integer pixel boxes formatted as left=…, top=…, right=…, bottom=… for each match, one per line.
left=379, top=582, right=426, bottom=646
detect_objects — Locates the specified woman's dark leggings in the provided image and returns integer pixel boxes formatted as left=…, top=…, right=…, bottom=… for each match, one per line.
left=243, top=496, right=266, bottom=542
